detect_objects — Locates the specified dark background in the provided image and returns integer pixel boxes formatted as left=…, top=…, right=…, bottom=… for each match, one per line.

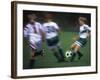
left=23, top=10, right=91, bottom=32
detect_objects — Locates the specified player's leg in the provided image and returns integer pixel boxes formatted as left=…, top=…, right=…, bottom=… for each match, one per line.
left=29, top=47, right=36, bottom=68
left=46, top=37, right=64, bottom=62
left=77, top=50, right=83, bottom=60
left=35, top=49, right=45, bottom=56
left=70, top=45, right=81, bottom=61
left=50, top=47, right=62, bottom=62
left=35, top=41, right=45, bottom=57
left=74, top=45, right=83, bottom=60
left=70, top=43, right=77, bottom=50
left=46, top=38, right=60, bottom=61
left=70, top=38, right=85, bottom=61
left=76, top=38, right=87, bottom=59
left=53, top=36, right=65, bottom=62
left=69, top=43, right=76, bottom=61
left=70, top=43, right=77, bottom=61
left=57, top=45, right=65, bottom=62
left=29, top=38, right=37, bottom=68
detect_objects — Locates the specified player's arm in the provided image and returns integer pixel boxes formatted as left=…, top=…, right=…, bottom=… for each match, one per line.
left=87, top=26, right=91, bottom=37
left=39, top=24, right=46, bottom=42
left=23, top=25, right=30, bottom=46
left=87, top=31, right=91, bottom=37
left=24, top=25, right=29, bottom=38
left=54, top=23, right=60, bottom=33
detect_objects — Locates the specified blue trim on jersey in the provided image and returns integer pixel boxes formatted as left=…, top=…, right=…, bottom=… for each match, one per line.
left=79, top=26, right=90, bottom=35
left=80, top=29, right=89, bottom=34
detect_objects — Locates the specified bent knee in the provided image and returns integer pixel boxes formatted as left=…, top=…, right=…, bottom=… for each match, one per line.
left=70, top=44, right=76, bottom=49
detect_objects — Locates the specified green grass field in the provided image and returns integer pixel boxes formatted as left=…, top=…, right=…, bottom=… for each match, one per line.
left=23, top=31, right=91, bottom=69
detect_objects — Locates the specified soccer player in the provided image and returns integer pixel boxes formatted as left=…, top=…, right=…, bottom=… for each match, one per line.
left=70, top=17, right=91, bottom=62
left=43, top=13, right=65, bottom=62
left=24, top=14, right=45, bottom=68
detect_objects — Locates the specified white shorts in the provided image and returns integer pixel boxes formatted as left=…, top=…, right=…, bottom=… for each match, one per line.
left=29, top=36, right=42, bottom=51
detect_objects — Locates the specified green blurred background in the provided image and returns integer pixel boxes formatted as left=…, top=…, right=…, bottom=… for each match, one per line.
left=23, top=10, right=91, bottom=69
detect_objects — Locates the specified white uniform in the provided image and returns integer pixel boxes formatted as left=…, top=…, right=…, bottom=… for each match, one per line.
left=43, top=21, right=59, bottom=39
left=79, top=24, right=91, bottom=39
left=75, top=24, right=91, bottom=47
left=43, top=21, right=60, bottom=49
left=24, top=22, right=43, bottom=50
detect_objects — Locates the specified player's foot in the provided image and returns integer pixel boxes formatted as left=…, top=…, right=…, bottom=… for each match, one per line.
left=29, top=59, right=35, bottom=69
left=70, top=53, right=76, bottom=62
left=78, top=54, right=83, bottom=60
left=77, top=51, right=83, bottom=60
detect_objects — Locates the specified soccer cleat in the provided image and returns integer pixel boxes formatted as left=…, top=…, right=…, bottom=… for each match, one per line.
left=77, top=51, right=83, bottom=60
left=70, top=53, right=76, bottom=62
left=78, top=54, right=83, bottom=60
left=29, top=59, right=35, bottom=69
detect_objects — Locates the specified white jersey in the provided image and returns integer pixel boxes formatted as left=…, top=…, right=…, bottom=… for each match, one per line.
left=43, top=21, right=59, bottom=39
left=79, top=24, right=91, bottom=39
left=24, top=22, right=43, bottom=42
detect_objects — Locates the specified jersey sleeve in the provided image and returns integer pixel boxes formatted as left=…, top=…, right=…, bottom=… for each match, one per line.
left=86, top=25, right=91, bottom=32
left=84, top=25, right=91, bottom=32
left=23, top=25, right=29, bottom=37
left=88, top=26, right=91, bottom=32
left=54, top=23, right=59, bottom=30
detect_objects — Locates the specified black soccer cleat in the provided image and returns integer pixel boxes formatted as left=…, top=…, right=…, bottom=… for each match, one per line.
left=78, top=54, right=83, bottom=60
left=70, top=53, right=76, bottom=62
left=29, top=59, right=35, bottom=69
left=77, top=51, right=83, bottom=60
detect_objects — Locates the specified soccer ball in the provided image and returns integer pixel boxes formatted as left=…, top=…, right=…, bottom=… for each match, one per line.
left=65, top=50, right=72, bottom=58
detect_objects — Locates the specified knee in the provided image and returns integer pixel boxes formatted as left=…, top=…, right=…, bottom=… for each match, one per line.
left=70, top=44, right=75, bottom=49
left=74, top=45, right=80, bottom=52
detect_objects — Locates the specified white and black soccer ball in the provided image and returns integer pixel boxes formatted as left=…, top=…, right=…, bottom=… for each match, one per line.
left=65, top=50, right=72, bottom=58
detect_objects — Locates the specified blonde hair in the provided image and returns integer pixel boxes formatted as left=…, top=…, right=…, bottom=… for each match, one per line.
left=79, top=17, right=87, bottom=24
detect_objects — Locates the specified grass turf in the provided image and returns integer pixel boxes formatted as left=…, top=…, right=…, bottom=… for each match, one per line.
left=23, top=31, right=91, bottom=69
